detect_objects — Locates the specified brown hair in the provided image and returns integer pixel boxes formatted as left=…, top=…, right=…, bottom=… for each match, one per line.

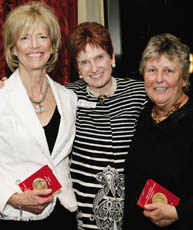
left=66, top=22, right=114, bottom=72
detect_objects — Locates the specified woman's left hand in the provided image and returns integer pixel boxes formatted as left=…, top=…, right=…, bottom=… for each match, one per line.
left=143, top=203, right=178, bottom=227
left=0, top=77, right=7, bottom=88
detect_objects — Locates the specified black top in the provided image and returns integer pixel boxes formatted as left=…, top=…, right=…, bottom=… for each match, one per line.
left=123, top=96, right=193, bottom=230
left=43, top=106, right=60, bottom=153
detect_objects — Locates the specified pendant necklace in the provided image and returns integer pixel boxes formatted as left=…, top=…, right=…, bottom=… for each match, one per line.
left=87, top=77, right=117, bottom=105
left=151, top=94, right=187, bottom=123
left=28, top=79, right=49, bottom=114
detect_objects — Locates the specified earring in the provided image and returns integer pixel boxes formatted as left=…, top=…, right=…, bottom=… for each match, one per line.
left=112, top=63, right=116, bottom=68
left=79, top=75, right=83, bottom=79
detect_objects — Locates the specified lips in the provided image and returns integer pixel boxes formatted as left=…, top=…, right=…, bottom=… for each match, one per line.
left=89, top=72, right=103, bottom=79
left=154, top=87, right=168, bottom=91
left=27, top=52, right=42, bottom=57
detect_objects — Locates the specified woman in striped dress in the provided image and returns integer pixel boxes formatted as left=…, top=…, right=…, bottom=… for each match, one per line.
left=66, top=22, right=147, bottom=230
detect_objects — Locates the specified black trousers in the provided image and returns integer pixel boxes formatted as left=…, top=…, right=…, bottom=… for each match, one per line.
left=0, top=200, right=77, bottom=229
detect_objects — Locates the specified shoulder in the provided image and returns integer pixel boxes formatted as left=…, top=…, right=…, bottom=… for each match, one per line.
left=0, top=72, right=19, bottom=110
left=0, top=71, right=18, bottom=95
left=65, top=80, right=86, bottom=90
left=179, top=95, right=193, bottom=120
left=65, top=80, right=87, bottom=96
left=116, top=77, right=145, bottom=89
left=0, top=90, right=13, bottom=123
left=48, top=77, right=77, bottom=102
left=116, top=77, right=146, bottom=99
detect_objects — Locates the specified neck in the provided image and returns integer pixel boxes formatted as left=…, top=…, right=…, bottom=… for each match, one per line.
left=152, top=93, right=188, bottom=123
left=156, top=93, right=187, bottom=116
left=19, top=68, right=47, bottom=99
left=87, top=77, right=117, bottom=98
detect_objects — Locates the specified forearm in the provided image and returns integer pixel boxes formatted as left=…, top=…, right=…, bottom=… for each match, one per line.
left=7, top=193, right=20, bottom=209
left=7, top=189, right=54, bottom=215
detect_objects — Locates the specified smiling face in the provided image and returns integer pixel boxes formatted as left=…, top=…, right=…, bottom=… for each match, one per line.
left=144, top=55, right=187, bottom=110
left=77, top=44, right=115, bottom=94
left=12, top=23, right=53, bottom=73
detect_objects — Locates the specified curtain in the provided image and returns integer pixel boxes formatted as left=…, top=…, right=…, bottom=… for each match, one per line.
left=0, top=0, right=78, bottom=84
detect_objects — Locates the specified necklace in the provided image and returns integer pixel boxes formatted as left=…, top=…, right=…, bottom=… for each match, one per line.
left=87, top=77, right=117, bottom=104
left=151, top=94, right=187, bottom=123
left=28, top=79, right=49, bottom=114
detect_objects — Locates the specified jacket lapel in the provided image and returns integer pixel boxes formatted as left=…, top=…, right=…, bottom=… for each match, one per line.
left=47, top=78, right=76, bottom=160
left=47, top=78, right=67, bottom=157
left=5, top=70, right=50, bottom=156
left=5, top=70, right=75, bottom=163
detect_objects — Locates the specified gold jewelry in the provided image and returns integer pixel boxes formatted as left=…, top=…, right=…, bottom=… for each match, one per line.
left=151, top=94, right=187, bottom=123
left=152, top=105, right=178, bottom=123
left=28, top=79, right=49, bottom=114
left=87, top=77, right=117, bottom=98
left=86, top=77, right=117, bottom=105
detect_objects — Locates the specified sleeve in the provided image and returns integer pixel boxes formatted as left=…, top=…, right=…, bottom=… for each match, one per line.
left=56, top=157, right=77, bottom=212
left=176, top=199, right=193, bottom=227
left=0, top=98, right=19, bottom=212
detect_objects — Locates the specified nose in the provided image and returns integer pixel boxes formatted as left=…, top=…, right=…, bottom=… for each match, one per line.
left=31, top=37, right=40, bottom=48
left=90, top=61, right=98, bottom=72
left=156, top=71, right=164, bottom=83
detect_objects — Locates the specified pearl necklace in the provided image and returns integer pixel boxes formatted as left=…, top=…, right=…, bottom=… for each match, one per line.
left=86, top=77, right=117, bottom=104
left=28, top=79, right=49, bottom=114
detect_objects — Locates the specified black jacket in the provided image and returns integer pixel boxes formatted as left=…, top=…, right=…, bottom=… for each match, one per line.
left=123, top=96, right=193, bottom=230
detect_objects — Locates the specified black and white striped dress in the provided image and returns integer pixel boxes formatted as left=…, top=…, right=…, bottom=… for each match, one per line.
left=66, top=77, right=147, bottom=230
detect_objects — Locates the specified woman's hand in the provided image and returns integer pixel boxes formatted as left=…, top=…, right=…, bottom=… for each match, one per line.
left=0, top=77, right=7, bottom=88
left=143, top=203, right=178, bottom=227
left=8, top=189, right=54, bottom=215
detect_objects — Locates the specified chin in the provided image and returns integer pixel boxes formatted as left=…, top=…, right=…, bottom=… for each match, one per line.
left=154, top=100, right=169, bottom=107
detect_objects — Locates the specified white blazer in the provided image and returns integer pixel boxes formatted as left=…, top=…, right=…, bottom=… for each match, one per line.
left=0, top=69, right=78, bottom=221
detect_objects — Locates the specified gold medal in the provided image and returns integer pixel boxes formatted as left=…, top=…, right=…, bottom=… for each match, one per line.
left=152, top=192, right=168, bottom=204
left=32, top=178, right=48, bottom=190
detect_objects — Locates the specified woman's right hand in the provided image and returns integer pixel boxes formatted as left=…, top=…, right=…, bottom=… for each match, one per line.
left=144, top=203, right=178, bottom=227
left=8, top=189, right=54, bottom=215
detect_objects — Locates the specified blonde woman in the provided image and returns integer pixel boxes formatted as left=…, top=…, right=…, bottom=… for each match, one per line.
left=123, top=33, right=192, bottom=230
left=0, top=2, right=77, bottom=228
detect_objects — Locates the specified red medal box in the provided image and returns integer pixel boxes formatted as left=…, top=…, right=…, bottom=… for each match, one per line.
left=137, top=179, right=180, bottom=208
left=19, top=165, right=62, bottom=195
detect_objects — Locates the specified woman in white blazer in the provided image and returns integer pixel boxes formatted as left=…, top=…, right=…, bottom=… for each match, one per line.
left=0, top=2, right=77, bottom=228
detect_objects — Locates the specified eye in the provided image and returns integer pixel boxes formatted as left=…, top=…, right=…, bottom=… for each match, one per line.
left=20, top=36, right=28, bottom=41
left=165, top=69, right=174, bottom=73
left=146, top=67, right=156, bottom=73
left=149, top=68, right=155, bottom=72
left=40, top=35, right=48, bottom=39
left=97, top=55, right=103, bottom=60
left=80, top=60, right=88, bottom=65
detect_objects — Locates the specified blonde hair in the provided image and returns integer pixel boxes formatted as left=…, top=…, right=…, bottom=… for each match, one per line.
left=3, top=1, right=61, bottom=72
left=139, top=33, right=190, bottom=92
